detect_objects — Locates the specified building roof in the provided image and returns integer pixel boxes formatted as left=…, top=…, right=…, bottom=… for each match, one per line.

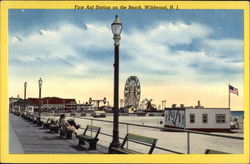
left=164, top=102, right=229, bottom=110
left=165, top=107, right=185, bottom=111
left=12, top=99, right=25, bottom=106
left=27, top=97, right=76, bottom=105
left=164, top=107, right=230, bottom=110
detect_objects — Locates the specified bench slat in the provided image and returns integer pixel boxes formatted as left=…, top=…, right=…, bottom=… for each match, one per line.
left=112, top=147, right=141, bottom=154
left=87, top=125, right=101, bottom=132
left=78, top=125, right=101, bottom=150
left=78, top=135, right=97, bottom=140
left=127, top=133, right=157, bottom=144
left=112, top=133, right=157, bottom=154
left=205, top=149, right=229, bottom=154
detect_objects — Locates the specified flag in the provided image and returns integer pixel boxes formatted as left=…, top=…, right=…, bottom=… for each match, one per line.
left=229, top=85, right=239, bottom=96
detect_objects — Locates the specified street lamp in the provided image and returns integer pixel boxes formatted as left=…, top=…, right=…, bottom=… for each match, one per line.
left=38, top=78, right=42, bottom=116
left=24, top=82, right=27, bottom=112
left=109, top=15, right=122, bottom=152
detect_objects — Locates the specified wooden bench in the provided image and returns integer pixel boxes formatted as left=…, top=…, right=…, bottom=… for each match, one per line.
left=25, top=114, right=32, bottom=121
left=14, top=111, right=21, bottom=116
left=110, top=133, right=157, bottom=154
left=78, top=125, right=101, bottom=150
left=205, top=149, right=229, bottom=154
left=21, top=113, right=26, bottom=118
left=33, top=116, right=43, bottom=126
left=49, top=120, right=59, bottom=133
left=29, top=115, right=35, bottom=122
left=23, top=113, right=28, bottom=120
left=42, top=118, right=53, bottom=129
left=59, top=125, right=74, bottom=139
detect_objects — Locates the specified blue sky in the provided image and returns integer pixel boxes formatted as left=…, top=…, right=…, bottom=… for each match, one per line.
left=8, top=9, right=243, bottom=108
left=9, top=9, right=243, bottom=39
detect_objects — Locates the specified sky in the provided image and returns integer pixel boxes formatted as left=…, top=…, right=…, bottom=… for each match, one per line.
left=8, top=9, right=244, bottom=110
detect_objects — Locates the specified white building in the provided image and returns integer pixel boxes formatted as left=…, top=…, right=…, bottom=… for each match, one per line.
left=164, top=102, right=231, bottom=132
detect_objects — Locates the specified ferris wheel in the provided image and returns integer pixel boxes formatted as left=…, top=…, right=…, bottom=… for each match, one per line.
left=124, top=76, right=141, bottom=108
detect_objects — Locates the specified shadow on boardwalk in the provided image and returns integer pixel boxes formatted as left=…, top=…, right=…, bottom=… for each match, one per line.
left=9, top=113, right=108, bottom=154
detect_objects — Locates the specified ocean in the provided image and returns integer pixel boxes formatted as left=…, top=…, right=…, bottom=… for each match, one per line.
left=231, top=111, right=244, bottom=118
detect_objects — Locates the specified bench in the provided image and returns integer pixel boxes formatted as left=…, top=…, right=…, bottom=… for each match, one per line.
left=33, top=116, right=43, bottom=126
left=78, top=125, right=101, bottom=150
left=59, top=125, right=74, bottom=139
left=23, top=113, right=28, bottom=120
left=25, top=114, right=32, bottom=121
left=49, top=120, right=59, bottom=133
left=110, top=133, right=157, bottom=154
left=42, top=118, right=55, bottom=129
left=43, top=118, right=56, bottom=129
left=13, top=111, right=21, bottom=116
left=205, top=149, right=229, bottom=154
left=29, top=115, right=35, bottom=122
left=21, top=113, right=26, bottom=118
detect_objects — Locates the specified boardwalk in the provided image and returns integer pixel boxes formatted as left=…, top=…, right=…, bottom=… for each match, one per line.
left=9, top=113, right=108, bottom=154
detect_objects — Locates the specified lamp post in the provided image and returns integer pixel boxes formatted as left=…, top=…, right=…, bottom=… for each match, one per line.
left=109, top=15, right=123, bottom=151
left=38, top=78, right=42, bottom=116
left=24, top=82, right=27, bottom=112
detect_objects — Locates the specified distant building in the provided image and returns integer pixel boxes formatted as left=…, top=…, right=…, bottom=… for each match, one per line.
left=9, top=97, right=20, bottom=104
left=10, top=97, right=77, bottom=113
left=164, top=102, right=231, bottom=132
left=76, top=103, right=92, bottom=112
left=9, top=97, right=23, bottom=112
left=29, top=97, right=76, bottom=112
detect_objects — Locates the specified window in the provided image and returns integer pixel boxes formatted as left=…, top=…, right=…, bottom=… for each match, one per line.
left=173, top=112, right=175, bottom=118
left=182, top=114, right=185, bottom=123
left=190, top=114, right=195, bottom=123
left=178, top=114, right=181, bottom=123
left=216, top=114, right=226, bottom=123
left=202, top=114, right=208, bottom=123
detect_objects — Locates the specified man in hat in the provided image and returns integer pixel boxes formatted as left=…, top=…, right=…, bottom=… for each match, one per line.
left=59, top=114, right=80, bottom=137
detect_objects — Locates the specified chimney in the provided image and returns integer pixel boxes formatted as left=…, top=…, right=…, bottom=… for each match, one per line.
left=195, top=100, right=204, bottom=108
left=172, top=104, right=176, bottom=108
left=180, top=104, right=184, bottom=108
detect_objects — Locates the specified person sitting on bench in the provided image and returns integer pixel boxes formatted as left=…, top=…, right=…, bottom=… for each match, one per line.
left=59, top=114, right=80, bottom=137
left=67, top=119, right=80, bottom=130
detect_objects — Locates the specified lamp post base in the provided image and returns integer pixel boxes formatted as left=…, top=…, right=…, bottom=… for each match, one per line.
left=108, top=130, right=120, bottom=153
left=109, top=142, right=120, bottom=154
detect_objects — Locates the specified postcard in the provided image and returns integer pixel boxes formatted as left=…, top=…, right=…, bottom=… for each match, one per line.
left=0, top=0, right=249, bottom=163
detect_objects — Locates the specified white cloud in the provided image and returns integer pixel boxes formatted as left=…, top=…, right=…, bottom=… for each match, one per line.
left=11, top=36, right=22, bottom=43
left=9, top=21, right=243, bottom=84
left=85, top=23, right=109, bottom=33
left=39, top=29, right=56, bottom=36
left=201, top=39, right=243, bottom=59
left=121, top=22, right=242, bottom=83
left=145, top=22, right=212, bottom=45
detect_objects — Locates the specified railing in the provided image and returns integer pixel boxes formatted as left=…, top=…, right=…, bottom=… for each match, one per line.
left=75, top=117, right=243, bottom=154
left=13, top=111, right=245, bottom=154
